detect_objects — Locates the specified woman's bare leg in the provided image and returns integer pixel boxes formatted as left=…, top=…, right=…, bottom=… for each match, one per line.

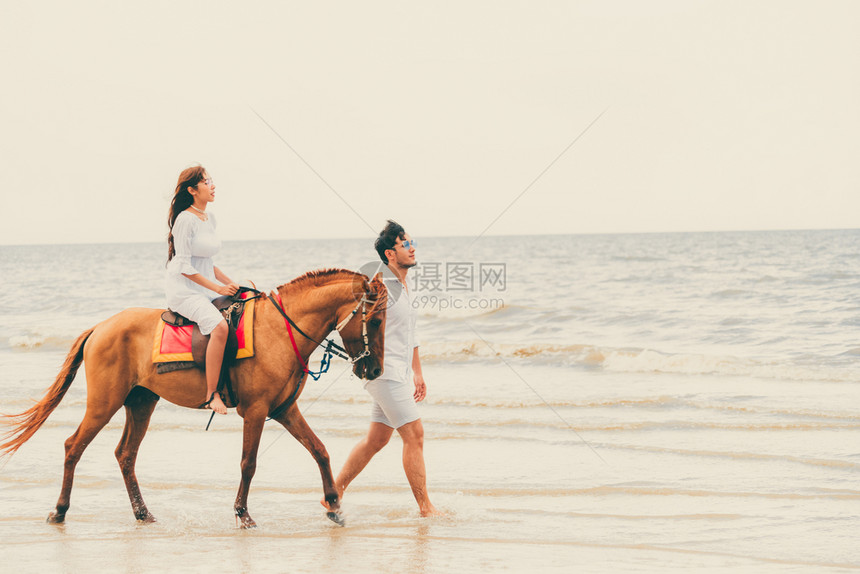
left=204, top=321, right=228, bottom=415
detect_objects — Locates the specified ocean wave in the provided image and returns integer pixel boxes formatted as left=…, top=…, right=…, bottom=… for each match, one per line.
left=431, top=420, right=860, bottom=435
left=604, top=443, right=860, bottom=471
left=7, top=334, right=76, bottom=351
left=710, top=289, right=753, bottom=298
left=610, top=255, right=665, bottom=263
left=755, top=275, right=780, bottom=283
left=7, top=331, right=854, bottom=385
left=419, top=340, right=857, bottom=383
left=429, top=484, right=860, bottom=500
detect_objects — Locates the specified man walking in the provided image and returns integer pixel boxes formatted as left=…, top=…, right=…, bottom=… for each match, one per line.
left=329, top=220, right=440, bottom=517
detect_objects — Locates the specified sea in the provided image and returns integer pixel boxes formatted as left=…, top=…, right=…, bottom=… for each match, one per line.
left=1, top=230, right=859, bottom=573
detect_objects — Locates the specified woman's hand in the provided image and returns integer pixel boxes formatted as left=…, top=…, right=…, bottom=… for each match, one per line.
left=216, top=283, right=240, bottom=296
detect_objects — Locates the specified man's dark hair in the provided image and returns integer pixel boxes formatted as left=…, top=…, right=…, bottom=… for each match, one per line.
left=375, top=219, right=406, bottom=264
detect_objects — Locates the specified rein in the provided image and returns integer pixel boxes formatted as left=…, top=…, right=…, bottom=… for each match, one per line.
left=205, top=285, right=375, bottom=427
left=265, top=290, right=373, bottom=421
left=267, top=291, right=372, bottom=376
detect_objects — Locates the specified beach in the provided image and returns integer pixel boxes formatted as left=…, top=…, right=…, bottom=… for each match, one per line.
left=2, top=231, right=859, bottom=572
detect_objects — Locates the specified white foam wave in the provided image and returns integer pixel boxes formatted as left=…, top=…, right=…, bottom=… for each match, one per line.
left=9, top=335, right=49, bottom=349
left=420, top=341, right=856, bottom=383
left=7, top=334, right=76, bottom=351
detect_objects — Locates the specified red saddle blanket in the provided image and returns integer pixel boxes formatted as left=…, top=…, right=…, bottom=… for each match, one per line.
left=152, top=298, right=256, bottom=364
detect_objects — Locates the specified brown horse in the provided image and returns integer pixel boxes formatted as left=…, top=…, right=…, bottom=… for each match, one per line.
left=0, top=269, right=386, bottom=528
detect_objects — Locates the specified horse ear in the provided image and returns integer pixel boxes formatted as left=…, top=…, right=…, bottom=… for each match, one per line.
left=370, top=273, right=385, bottom=295
left=369, top=272, right=387, bottom=303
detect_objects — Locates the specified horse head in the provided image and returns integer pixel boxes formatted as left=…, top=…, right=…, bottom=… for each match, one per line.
left=341, top=272, right=387, bottom=380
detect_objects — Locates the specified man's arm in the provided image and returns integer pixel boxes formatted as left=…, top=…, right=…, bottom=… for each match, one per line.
left=412, top=347, right=426, bottom=402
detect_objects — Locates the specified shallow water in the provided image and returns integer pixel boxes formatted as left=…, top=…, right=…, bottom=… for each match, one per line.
left=2, top=232, right=860, bottom=572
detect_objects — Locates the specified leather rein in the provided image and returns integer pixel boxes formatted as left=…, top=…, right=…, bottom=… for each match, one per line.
left=200, top=286, right=374, bottom=425
left=265, top=290, right=374, bottom=421
left=267, top=290, right=373, bottom=371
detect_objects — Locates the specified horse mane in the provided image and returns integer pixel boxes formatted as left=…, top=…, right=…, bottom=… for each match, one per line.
left=278, top=268, right=364, bottom=290
left=278, top=268, right=389, bottom=315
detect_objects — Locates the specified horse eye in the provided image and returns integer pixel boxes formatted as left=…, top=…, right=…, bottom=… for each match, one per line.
left=369, top=318, right=382, bottom=327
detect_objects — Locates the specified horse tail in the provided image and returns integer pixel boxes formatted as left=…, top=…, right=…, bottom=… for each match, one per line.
left=0, top=326, right=95, bottom=458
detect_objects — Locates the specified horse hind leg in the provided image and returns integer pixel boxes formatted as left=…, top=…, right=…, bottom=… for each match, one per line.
left=115, top=387, right=160, bottom=523
left=48, top=406, right=121, bottom=524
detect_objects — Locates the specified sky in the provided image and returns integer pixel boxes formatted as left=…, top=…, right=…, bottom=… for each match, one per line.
left=1, top=1, right=858, bottom=246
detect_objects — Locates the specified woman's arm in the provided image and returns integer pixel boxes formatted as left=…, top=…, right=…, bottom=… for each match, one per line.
left=214, top=266, right=235, bottom=286
left=182, top=272, right=238, bottom=296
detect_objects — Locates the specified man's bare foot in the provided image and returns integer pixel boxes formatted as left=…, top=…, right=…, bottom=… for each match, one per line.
left=203, top=392, right=227, bottom=415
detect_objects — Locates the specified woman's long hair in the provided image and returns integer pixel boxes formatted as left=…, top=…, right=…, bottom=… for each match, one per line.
left=167, top=165, right=206, bottom=262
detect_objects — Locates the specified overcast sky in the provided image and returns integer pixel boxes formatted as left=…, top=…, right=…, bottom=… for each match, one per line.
left=1, top=1, right=858, bottom=246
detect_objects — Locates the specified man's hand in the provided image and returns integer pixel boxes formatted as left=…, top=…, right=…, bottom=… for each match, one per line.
left=413, top=374, right=427, bottom=402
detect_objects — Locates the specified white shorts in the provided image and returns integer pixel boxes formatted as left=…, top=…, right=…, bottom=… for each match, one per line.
left=364, top=378, right=420, bottom=429
left=170, top=293, right=224, bottom=336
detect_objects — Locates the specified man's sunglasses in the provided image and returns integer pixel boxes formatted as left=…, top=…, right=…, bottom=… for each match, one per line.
left=399, top=239, right=417, bottom=249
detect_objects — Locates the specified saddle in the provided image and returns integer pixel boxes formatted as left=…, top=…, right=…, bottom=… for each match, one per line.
left=153, top=287, right=261, bottom=406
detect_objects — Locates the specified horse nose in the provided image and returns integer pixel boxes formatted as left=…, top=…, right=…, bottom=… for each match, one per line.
left=371, top=367, right=381, bottom=379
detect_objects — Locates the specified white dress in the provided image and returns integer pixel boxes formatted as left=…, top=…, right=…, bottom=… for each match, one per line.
left=165, top=210, right=224, bottom=335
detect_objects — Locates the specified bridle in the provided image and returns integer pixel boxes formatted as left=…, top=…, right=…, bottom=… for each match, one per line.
left=265, top=290, right=377, bottom=422
left=267, top=290, right=374, bottom=370
left=333, top=294, right=373, bottom=363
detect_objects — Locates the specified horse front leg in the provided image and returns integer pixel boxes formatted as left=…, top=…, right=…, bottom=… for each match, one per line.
left=234, top=407, right=267, bottom=529
left=115, top=387, right=160, bottom=523
left=274, top=404, right=344, bottom=526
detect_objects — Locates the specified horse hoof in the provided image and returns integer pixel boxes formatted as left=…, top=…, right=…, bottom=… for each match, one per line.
left=237, top=515, right=257, bottom=529
left=136, top=513, right=157, bottom=524
left=326, top=511, right=346, bottom=527
left=46, top=511, right=65, bottom=524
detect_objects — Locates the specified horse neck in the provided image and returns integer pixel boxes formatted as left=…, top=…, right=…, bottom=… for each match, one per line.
left=276, top=276, right=361, bottom=340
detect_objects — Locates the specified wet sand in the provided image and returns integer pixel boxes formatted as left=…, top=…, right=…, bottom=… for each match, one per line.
left=3, top=362, right=859, bottom=573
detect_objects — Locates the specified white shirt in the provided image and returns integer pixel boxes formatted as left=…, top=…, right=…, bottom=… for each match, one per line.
left=377, top=276, right=419, bottom=384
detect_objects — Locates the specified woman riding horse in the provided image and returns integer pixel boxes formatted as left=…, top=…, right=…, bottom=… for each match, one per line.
left=166, top=165, right=239, bottom=415
left=0, top=268, right=387, bottom=528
